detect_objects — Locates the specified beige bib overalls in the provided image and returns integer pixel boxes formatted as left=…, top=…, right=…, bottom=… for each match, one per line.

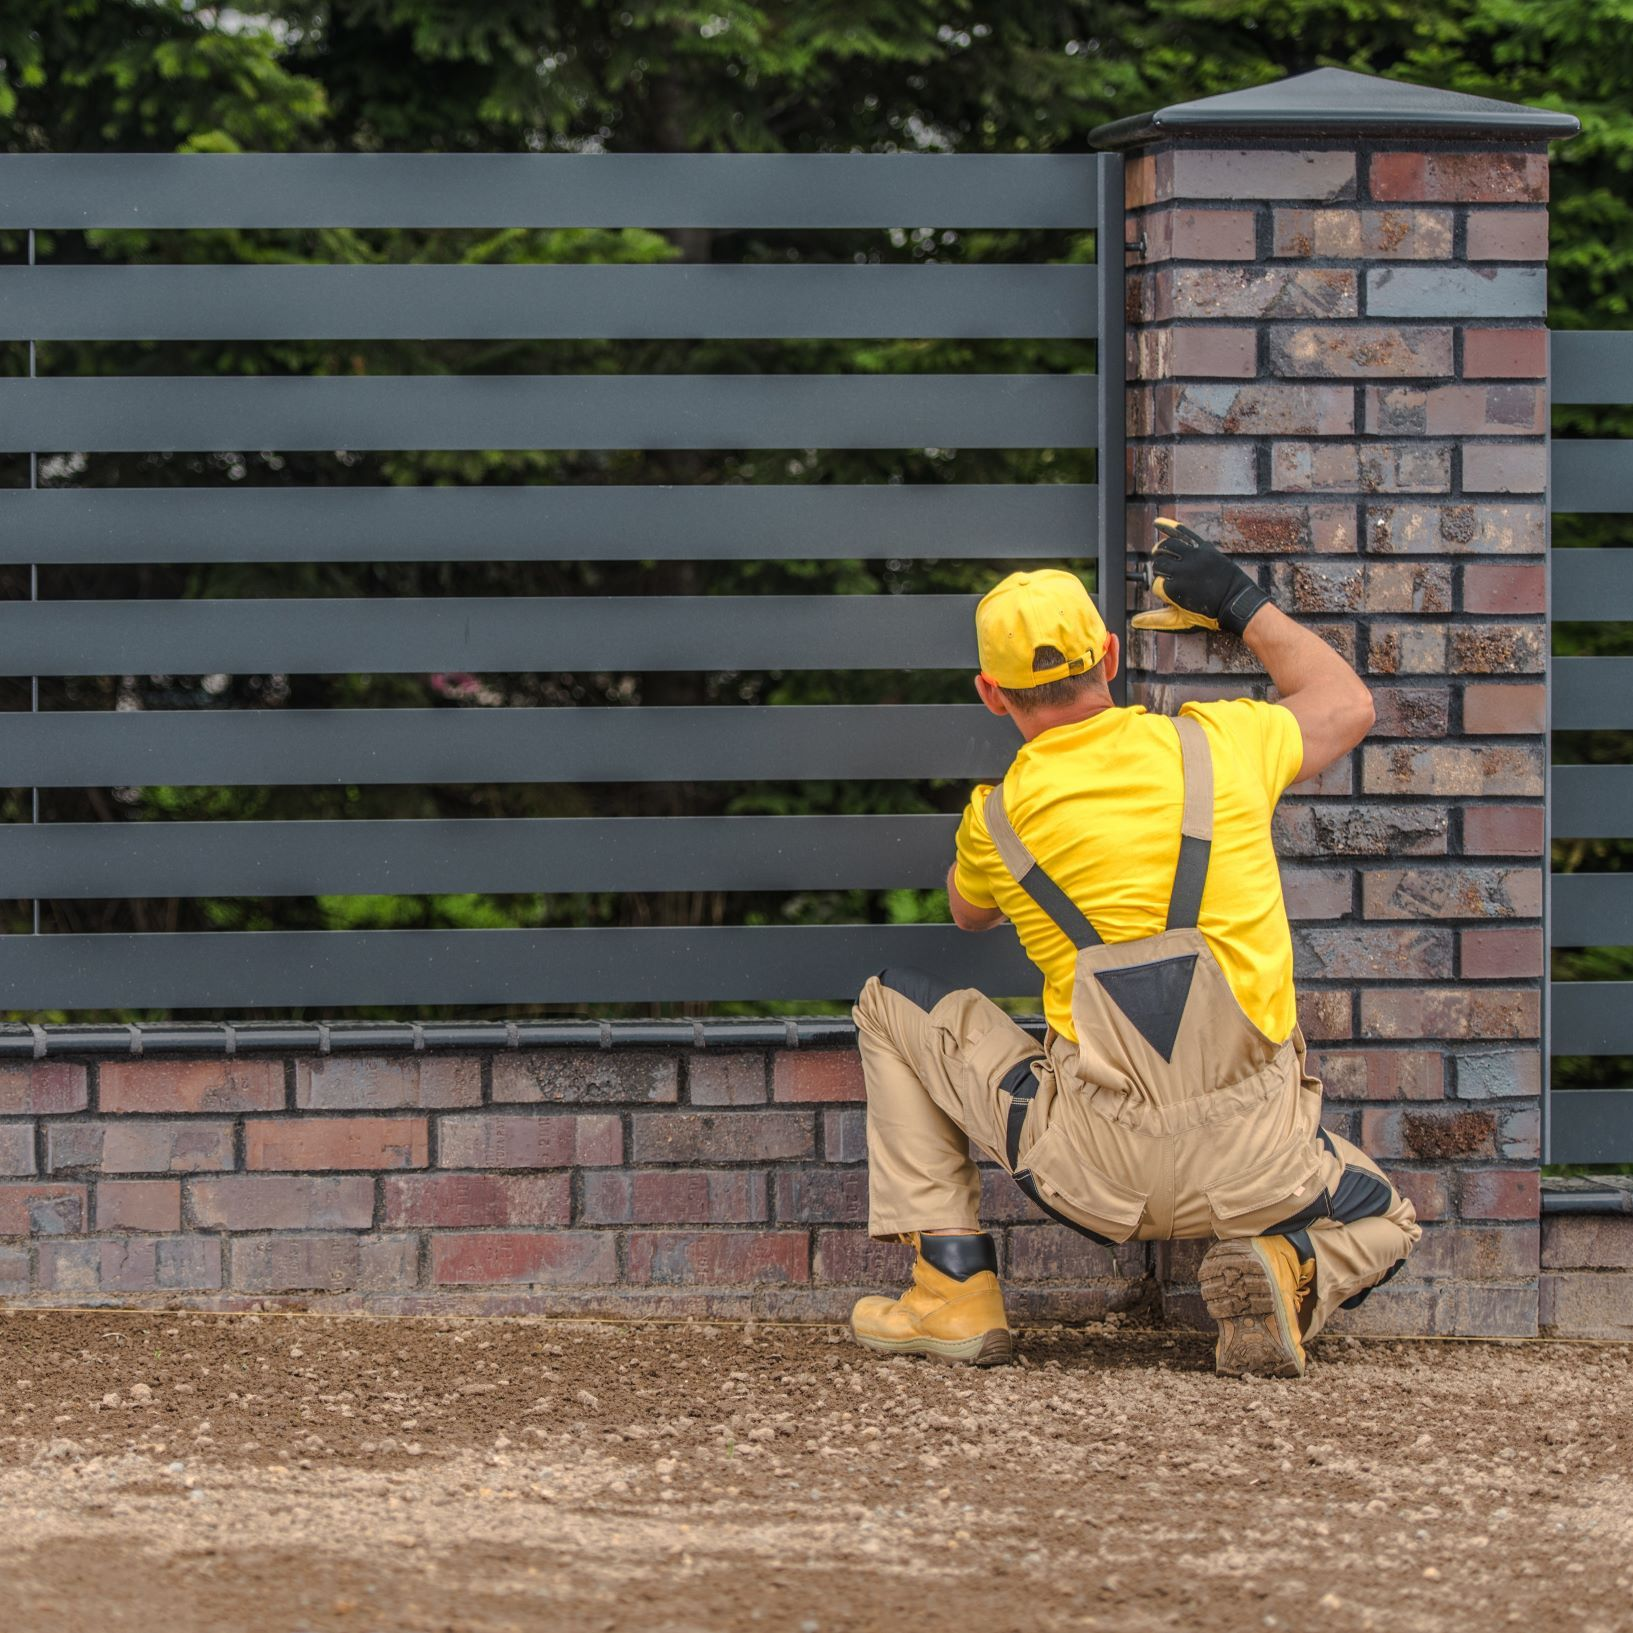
left=854, top=715, right=1420, bottom=1340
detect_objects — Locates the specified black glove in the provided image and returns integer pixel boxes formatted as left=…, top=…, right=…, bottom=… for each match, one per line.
left=1131, top=518, right=1272, bottom=637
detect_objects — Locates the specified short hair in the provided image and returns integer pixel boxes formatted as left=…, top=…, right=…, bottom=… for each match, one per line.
left=998, top=644, right=1107, bottom=712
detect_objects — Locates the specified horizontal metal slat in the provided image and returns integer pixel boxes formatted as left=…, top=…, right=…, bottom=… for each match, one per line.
left=0, top=374, right=1097, bottom=453
left=1551, top=659, right=1633, bottom=730
left=0, top=925, right=1041, bottom=1008
left=1551, top=331, right=1633, bottom=406
left=1551, top=549, right=1633, bottom=620
left=1548, top=1090, right=1633, bottom=1166
left=0, top=154, right=1101, bottom=231
left=0, top=815, right=962, bottom=898
left=1550, top=983, right=1633, bottom=1054
left=0, top=594, right=994, bottom=677
left=1551, top=766, right=1633, bottom=838
left=0, top=483, right=1096, bottom=565
left=1551, top=875, right=1633, bottom=946
left=0, top=264, right=1097, bottom=341
left=0, top=705, right=1016, bottom=787
left=1551, top=440, right=1633, bottom=514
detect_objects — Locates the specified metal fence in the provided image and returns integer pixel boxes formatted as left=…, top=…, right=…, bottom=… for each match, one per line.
left=1548, top=329, right=1633, bottom=1162
left=0, top=152, right=1125, bottom=1015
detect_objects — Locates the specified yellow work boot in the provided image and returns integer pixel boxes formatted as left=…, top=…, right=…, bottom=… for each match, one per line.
left=850, top=1232, right=1012, bottom=1366
left=1199, top=1235, right=1316, bottom=1380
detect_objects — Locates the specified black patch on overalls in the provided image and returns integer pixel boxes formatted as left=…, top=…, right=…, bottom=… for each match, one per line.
left=1093, top=953, right=1198, bottom=1063
left=1329, top=1166, right=1393, bottom=1225
left=877, top=966, right=955, bottom=1013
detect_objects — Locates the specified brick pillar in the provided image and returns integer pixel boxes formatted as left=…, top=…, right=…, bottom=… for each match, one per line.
left=1097, top=70, right=1577, bottom=1337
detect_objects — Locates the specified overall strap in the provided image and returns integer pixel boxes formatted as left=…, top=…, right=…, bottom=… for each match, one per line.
left=983, top=783, right=1102, bottom=949
left=1167, top=714, right=1214, bottom=931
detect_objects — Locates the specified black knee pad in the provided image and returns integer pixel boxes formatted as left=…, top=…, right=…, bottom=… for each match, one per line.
left=877, top=965, right=955, bottom=1013
left=1330, top=1166, right=1394, bottom=1224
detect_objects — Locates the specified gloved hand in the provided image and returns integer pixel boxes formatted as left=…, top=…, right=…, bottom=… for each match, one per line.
left=1130, top=518, right=1272, bottom=636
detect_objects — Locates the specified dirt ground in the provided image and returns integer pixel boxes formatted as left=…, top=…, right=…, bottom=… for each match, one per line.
left=0, top=1312, right=1627, bottom=1633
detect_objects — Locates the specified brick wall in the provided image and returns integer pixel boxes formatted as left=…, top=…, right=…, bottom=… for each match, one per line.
left=1123, top=141, right=1550, bottom=1336
left=0, top=1050, right=1152, bottom=1317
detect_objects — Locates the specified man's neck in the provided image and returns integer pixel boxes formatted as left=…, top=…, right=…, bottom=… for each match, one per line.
left=1010, top=691, right=1118, bottom=743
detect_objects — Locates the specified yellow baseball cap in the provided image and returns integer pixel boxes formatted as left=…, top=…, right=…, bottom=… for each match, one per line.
left=976, top=569, right=1109, bottom=690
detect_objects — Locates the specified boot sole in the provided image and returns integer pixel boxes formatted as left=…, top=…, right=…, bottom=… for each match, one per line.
left=851, top=1327, right=1013, bottom=1366
left=1200, top=1239, right=1306, bottom=1380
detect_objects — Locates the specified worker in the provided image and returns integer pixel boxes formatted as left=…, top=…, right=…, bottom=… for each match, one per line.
left=850, top=521, right=1420, bottom=1378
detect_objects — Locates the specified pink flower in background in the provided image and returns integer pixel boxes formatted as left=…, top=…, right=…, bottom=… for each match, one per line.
left=430, top=672, right=482, bottom=699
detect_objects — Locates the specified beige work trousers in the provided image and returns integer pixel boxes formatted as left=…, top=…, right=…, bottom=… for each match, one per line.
left=854, top=973, right=1421, bottom=1342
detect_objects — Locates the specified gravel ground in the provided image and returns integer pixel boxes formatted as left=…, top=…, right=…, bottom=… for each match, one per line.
left=0, top=1310, right=1628, bottom=1633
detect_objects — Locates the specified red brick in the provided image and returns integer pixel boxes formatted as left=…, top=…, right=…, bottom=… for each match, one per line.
left=1288, top=753, right=1352, bottom=797
left=579, top=1169, right=767, bottom=1226
left=811, top=1229, right=912, bottom=1285
left=191, top=1174, right=376, bottom=1230
left=772, top=1051, right=865, bottom=1103
left=1294, top=926, right=1451, bottom=982
left=436, top=1113, right=620, bottom=1170
left=33, top=1240, right=99, bottom=1293
left=1463, top=683, right=1546, bottom=734
left=244, top=1115, right=427, bottom=1172
left=382, top=1172, right=570, bottom=1228
left=1449, top=620, right=1547, bottom=675
left=1462, top=327, right=1547, bottom=379
left=823, top=1108, right=868, bottom=1163
left=625, top=1230, right=809, bottom=1286
left=1272, top=442, right=1450, bottom=495
left=1005, top=1225, right=1124, bottom=1281
left=95, top=1180, right=181, bottom=1233
left=1366, top=502, right=1544, bottom=554
left=1540, top=1271, right=1633, bottom=1338
left=1432, top=1284, right=1537, bottom=1337
left=1452, top=1224, right=1540, bottom=1281
left=1282, top=560, right=1451, bottom=614
left=1366, top=384, right=1544, bottom=437
left=1298, top=989, right=1352, bottom=1041
left=1361, top=742, right=1543, bottom=795
left=1457, top=1169, right=1540, bottom=1221
left=1131, top=442, right=1257, bottom=497
left=1465, top=210, right=1549, bottom=260
left=1370, top=152, right=1548, bottom=205
left=630, top=1111, right=814, bottom=1164
left=687, top=1055, right=767, bottom=1106
left=1393, top=1169, right=1451, bottom=1223
left=0, top=1063, right=88, bottom=1115
left=0, top=1181, right=86, bottom=1234
left=1463, top=805, right=1545, bottom=855
left=1156, top=381, right=1352, bottom=437
left=100, top=1058, right=284, bottom=1115
left=1311, top=1050, right=1445, bottom=1103
left=1280, top=867, right=1352, bottom=921
left=234, top=1232, right=419, bottom=1293
left=1165, top=327, right=1259, bottom=379
left=1462, top=563, right=1546, bottom=615
left=1167, top=148, right=1356, bottom=203
left=428, top=1231, right=614, bottom=1286
left=297, top=1055, right=480, bottom=1110
left=491, top=1051, right=677, bottom=1105
left=1461, top=927, right=1544, bottom=980
left=1273, top=206, right=1452, bottom=260
left=1362, top=865, right=1542, bottom=920
left=1270, top=324, right=1452, bottom=378
left=1541, top=1216, right=1633, bottom=1271
left=1359, top=988, right=1539, bottom=1041
left=48, top=1120, right=234, bottom=1174
left=773, top=1167, right=870, bottom=1224
left=99, top=1237, right=222, bottom=1293
left=0, top=1124, right=32, bottom=1176
left=1370, top=687, right=1451, bottom=738
left=0, top=1244, right=26, bottom=1293
left=1274, top=802, right=1448, bottom=857
left=1362, top=1105, right=1499, bottom=1160
left=1464, top=443, right=1546, bottom=493
left=1144, top=207, right=1257, bottom=262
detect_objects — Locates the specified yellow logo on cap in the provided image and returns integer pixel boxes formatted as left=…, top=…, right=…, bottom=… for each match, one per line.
left=975, top=569, right=1108, bottom=690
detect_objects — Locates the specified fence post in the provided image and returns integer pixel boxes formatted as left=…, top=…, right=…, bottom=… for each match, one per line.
left=1095, top=69, right=1578, bottom=1337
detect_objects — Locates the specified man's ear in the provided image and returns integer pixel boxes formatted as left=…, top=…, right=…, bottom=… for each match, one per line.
left=974, top=673, right=1011, bottom=717
left=1101, top=633, right=1120, bottom=685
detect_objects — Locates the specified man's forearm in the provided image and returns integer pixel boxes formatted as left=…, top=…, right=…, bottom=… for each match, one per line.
left=1241, top=604, right=1374, bottom=781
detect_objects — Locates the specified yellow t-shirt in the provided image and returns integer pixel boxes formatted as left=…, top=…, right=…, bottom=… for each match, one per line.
left=953, top=700, right=1304, bottom=1045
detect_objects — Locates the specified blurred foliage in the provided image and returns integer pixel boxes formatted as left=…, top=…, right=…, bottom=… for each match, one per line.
left=0, top=2, right=1631, bottom=1037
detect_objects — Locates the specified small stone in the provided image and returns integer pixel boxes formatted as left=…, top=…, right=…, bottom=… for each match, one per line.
left=1423, top=1567, right=1442, bottom=1581
left=129, top=1383, right=153, bottom=1404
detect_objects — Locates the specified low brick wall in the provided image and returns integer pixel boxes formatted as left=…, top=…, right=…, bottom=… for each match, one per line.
left=1541, top=1213, right=1633, bottom=1340
left=0, top=1042, right=1552, bottom=1334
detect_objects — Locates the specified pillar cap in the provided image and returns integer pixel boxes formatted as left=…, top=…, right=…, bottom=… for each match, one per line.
left=1091, top=66, right=1579, bottom=150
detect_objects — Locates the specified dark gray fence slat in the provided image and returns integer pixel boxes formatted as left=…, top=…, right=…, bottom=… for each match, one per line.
left=0, top=375, right=1096, bottom=453
left=0, top=925, right=1040, bottom=1008
left=0, top=154, right=1100, bottom=230
left=0, top=483, right=1096, bottom=566
left=1552, top=659, right=1633, bottom=730
left=1551, top=875, right=1633, bottom=946
left=1551, top=766, right=1633, bottom=838
left=1551, top=441, right=1633, bottom=514
left=1550, top=983, right=1633, bottom=1054
left=1551, top=549, right=1633, bottom=620
left=0, top=264, right=1097, bottom=341
left=0, top=814, right=962, bottom=899
left=0, top=594, right=993, bottom=677
left=0, top=705, right=1016, bottom=787
left=1548, top=1090, right=1633, bottom=1165
left=1550, top=331, right=1633, bottom=406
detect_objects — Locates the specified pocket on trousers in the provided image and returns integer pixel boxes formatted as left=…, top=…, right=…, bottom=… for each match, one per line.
left=1023, top=1126, right=1150, bottom=1244
left=1204, top=1134, right=1326, bottom=1237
